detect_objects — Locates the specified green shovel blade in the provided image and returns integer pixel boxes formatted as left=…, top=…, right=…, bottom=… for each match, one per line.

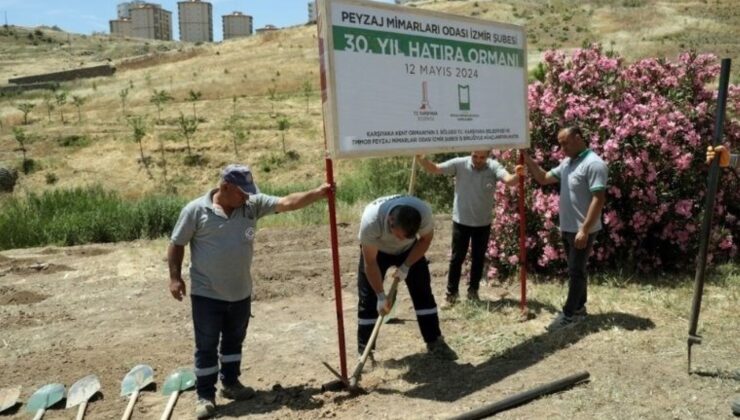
left=162, top=368, right=196, bottom=396
left=121, top=364, right=154, bottom=396
left=66, top=374, right=100, bottom=409
left=26, top=383, right=65, bottom=412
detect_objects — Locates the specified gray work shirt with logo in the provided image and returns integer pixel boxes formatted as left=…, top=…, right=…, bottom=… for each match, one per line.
left=171, top=189, right=279, bottom=302
left=359, top=195, right=434, bottom=255
left=548, top=149, right=608, bottom=233
left=438, top=156, right=510, bottom=227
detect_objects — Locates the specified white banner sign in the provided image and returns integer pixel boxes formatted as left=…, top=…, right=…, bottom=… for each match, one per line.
left=318, top=0, right=529, bottom=159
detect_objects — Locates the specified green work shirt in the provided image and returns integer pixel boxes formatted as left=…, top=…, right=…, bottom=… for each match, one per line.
left=548, top=149, right=608, bottom=234
left=171, top=189, right=279, bottom=302
left=438, top=156, right=510, bottom=227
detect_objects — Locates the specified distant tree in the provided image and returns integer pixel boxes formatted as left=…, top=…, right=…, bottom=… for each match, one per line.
left=16, top=102, right=35, bottom=125
left=267, top=86, right=278, bottom=115
left=277, top=116, right=289, bottom=154
left=232, top=95, right=238, bottom=117
left=187, top=90, right=202, bottom=120
left=149, top=89, right=173, bottom=122
left=13, top=127, right=31, bottom=173
left=127, top=115, right=153, bottom=179
left=71, top=95, right=86, bottom=122
left=119, top=87, right=129, bottom=115
left=177, top=112, right=199, bottom=158
left=224, top=115, right=248, bottom=159
left=43, top=94, right=55, bottom=122
left=302, top=80, right=312, bottom=114
left=55, top=91, right=68, bottom=123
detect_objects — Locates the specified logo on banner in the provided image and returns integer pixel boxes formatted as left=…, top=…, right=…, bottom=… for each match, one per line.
left=414, top=80, right=437, bottom=121
left=458, top=84, right=470, bottom=111
left=420, top=81, right=430, bottom=110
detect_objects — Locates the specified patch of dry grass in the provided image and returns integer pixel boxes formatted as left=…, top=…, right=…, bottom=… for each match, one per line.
left=436, top=266, right=739, bottom=419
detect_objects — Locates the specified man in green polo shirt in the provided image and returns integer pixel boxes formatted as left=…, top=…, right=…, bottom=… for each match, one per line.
left=523, top=127, right=608, bottom=331
left=168, top=164, right=330, bottom=419
left=416, top=151, right=524, bottom=305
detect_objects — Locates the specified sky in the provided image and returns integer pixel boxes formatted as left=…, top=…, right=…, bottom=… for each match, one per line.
left=0, top=0, right=396, bottom=42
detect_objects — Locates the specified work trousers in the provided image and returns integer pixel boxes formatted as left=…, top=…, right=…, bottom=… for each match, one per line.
left=191, top=294, right=251, bottom=400
left=357, top=248, right=441, bottom=354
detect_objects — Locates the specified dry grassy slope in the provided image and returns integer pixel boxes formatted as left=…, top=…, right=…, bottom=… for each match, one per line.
left=0, top=0, right=738, bottom=200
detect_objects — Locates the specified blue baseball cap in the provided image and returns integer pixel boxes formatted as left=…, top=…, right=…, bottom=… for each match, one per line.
left=221, top=164, right=258, bottom=195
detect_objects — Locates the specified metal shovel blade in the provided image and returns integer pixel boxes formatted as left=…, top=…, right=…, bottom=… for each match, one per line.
left=26, top=383, right=65, bottom=413
left=0, top=386, right=21, bottom=413
left=66, top=375, right=101, bottom=409
left=121, top=364, right=154, bottom=396
left=162, top=368, right=196, bottom=396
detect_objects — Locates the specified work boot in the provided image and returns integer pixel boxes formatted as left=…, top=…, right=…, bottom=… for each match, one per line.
left=546, top=312, right=577, bottom=332
left=195, top=398, right=216, bottom=419
left=219, top=381, right=256, bottom=401
left=573, top=306, right=588, bottom=320
left=427, top=337, right=458, bottom=361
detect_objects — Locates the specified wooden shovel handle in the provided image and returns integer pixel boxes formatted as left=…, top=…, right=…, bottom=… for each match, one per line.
left=159, top=392, right=179, bottom=420
left=121, top=390, right=139, bottom=420
left=75, top=401, right=88, bottom=420
left=349, top=276, right=401, bottom=385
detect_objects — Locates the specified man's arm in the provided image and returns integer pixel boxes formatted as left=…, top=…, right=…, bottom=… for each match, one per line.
left=502, top=165, right=526, bottom=186
left=361, top=244, right=385, bottom=295
left=167, top=243, right=187, bottom=301
left=575, top=190, right=606, bottom=249
left=523, top=151, right=558, bottom=185
left=275, top=183, right=331, bottom=213
left=401, top=231, right=434, bottom=269
left=415, top=155, right=443, bottom=175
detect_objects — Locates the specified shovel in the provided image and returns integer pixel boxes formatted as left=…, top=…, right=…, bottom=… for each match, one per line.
left=66, top=375, right=100, bottom=420
left=121, top=364, right=154, bottom=420
left=348, top=275, right=401, bottom=389
left=159, top=368, right=195, bottom=420
left=26, top=383, right=65, bottom=420
left=0, top=386, right=21, bottom=413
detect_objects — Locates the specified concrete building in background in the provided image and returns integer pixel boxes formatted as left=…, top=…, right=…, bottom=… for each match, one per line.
left=308, top=1, right=317, bottom=23
left=256, top=24, right=278, bottom=34
left=117, top=1, right=160, bottom=19
left=222, top=12, right=253, bottom=40
left=130, top=4, right=172, bottom=41
left=178, top=0, right=213, bottom=43
left=109, top=18, right=132, bottom=37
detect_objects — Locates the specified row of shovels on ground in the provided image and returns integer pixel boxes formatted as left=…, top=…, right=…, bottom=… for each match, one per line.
left=0, top=365, right=196, bottom=420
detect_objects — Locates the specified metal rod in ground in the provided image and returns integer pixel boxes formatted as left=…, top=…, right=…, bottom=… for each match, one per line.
left=687, top=58, right=731, bottom=374
left=517, top=151, right=527, bottom=315
left=324, top=155, right=348, bottom=381
left=448, top=371, right=590, bottom=420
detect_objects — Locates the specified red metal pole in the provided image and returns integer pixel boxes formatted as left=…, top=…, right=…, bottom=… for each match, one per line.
left=518, top=151, right=527, bottom=313
left=317, top=6, right=347, bottom=382
left=325, top=156, right=348, bottom=380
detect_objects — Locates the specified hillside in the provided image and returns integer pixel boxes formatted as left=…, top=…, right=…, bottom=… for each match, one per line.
left=0, top=0, right=738, bottom=201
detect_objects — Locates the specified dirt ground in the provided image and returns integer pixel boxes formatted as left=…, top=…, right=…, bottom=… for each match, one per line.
left=0, top=216, right=738, bottom=419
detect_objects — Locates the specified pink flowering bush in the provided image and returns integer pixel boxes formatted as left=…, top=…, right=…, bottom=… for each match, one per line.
left=489, top=45, right=740, bottom=277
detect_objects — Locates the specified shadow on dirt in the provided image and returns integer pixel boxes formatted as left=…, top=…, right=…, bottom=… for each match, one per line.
left=377, top=311, right=655, bottom=402
left=218, top=383, right=325, bottom=417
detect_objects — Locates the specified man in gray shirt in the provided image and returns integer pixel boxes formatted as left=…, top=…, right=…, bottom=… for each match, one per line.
left=357, top=195, right=457, bottom=361
left=168, top=164, right=330, bottom=419
left=416, top=151, right=524, bottom=305
left=523, top=127, right=608, bottom=331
